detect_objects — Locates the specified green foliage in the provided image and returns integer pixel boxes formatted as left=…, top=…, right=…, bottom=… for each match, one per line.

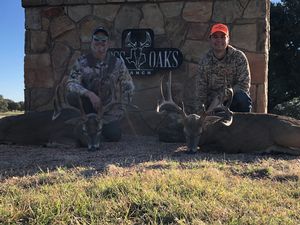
left=0, top=95, right=8, bottom=112
left=269, top=0, right=300, bottom=110
left=0, top=95, right=24, bottom=112
left=271, top=97, right=300, bottom=119
left=0, top=161, right=299, bottom=224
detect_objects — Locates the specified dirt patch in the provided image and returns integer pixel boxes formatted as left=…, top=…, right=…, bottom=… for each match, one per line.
left=0, top=135, right=299, bottom=179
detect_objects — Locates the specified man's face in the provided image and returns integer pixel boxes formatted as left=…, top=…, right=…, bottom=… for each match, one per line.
left=91, top=32, right=109, bottom=55
left=210, top=31, right=229, bottom=52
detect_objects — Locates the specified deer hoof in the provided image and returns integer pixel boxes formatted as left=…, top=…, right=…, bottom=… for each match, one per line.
left=88, top=147, right=98, bottom=152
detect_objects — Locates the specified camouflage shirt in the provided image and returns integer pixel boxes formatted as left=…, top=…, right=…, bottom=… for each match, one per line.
left=195, top=45, right=251, bottom=110
left=67, top=53, right=134, bottom=123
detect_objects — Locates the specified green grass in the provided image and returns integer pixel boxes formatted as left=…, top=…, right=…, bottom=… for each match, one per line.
left=0, top=111, right=24, bottom=119
left=1, top=160, right=300, bottom=224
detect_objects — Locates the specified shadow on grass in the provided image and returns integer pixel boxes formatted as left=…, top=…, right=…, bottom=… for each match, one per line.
left=1, top=135, right=299, bottom=180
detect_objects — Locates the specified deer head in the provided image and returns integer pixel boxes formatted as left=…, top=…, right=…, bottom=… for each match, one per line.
left=62, top=79, right=121, bottom=151
left=157, top=71, right=233, bottom=153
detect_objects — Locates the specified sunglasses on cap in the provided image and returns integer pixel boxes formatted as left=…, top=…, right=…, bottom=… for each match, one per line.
left=92, top=34, right=108, bottom=43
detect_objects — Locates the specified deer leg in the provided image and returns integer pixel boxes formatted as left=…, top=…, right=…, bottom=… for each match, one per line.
left=273, top=125, right=300, bottom=151
left=265, top=145, right=300, bottom=156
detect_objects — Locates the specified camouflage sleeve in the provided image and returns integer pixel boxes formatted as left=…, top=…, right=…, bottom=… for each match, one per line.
left=195, top=60, right=208, bottom=112
left=233, top=51, right=251, bottom=94
left=118, top=58, right=135, bottom=105
left=66, top=58, right=89, bottom=96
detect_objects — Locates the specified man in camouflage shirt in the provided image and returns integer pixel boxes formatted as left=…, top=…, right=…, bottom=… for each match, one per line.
left=66, top=27, right=134, bottom=141
left=195, top=23, right=252, bottom=112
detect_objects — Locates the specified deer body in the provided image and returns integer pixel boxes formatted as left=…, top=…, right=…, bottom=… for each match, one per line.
left=199, top=113, right=300, bottom=155
left=157, top=72, right=300, bottom=155
left=0, top=109, right=102, bottom=150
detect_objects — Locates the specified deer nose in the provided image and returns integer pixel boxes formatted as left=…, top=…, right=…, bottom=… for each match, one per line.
left=187, top=147, right=198, bottom=154
left=88, top=146, right=98, bottom=152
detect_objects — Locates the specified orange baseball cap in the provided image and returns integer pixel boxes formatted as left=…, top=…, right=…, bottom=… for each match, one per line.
left=210, top=23, right=229, bottom=36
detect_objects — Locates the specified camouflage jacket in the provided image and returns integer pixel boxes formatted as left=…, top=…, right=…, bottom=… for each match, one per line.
left=195, top=45, right=251, bottom=110
left=67, top=53, right=134, bottom=123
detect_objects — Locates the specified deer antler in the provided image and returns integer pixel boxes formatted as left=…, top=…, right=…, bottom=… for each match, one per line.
left=156, top=71, right=186, bottom=117
left=204, top=87, right=233, bottom=126
left=97, top=78, right=121, bottom=118
left=78, top=94, right=87, bottom=120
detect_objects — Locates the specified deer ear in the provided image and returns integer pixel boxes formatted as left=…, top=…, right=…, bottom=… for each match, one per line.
left=202, top=116, right=221, bottom=130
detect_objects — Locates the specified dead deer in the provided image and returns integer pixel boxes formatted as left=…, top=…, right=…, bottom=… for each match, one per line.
left=157, top=72, right=300, bottom=156
left=0, top=78, right=121, bottom=151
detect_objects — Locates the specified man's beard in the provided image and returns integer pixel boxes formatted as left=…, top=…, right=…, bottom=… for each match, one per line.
left=91, top=44, right=107, bottom=55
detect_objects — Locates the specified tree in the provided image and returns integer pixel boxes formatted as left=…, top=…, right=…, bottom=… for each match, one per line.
left=269, top=0, right=300, bottom=111
left=0, top=95, right=8, bottom=112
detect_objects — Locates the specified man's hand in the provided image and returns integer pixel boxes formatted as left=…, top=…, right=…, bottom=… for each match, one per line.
left=85, top=91, right=102, bottom=112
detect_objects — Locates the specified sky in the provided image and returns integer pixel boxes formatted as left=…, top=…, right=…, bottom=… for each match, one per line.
left=0, top=0, right=282, bottom=102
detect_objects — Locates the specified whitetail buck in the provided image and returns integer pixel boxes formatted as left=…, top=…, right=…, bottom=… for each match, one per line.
left=157, top=72, right=300, bottom=155
left=0, top=77, right=122, bottom=151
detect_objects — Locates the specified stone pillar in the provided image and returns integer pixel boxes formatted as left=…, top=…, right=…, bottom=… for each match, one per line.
left=22, top=0, right=270, bottom=135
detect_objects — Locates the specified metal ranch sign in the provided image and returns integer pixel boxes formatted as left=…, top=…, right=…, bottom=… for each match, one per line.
left=109, top=29, right=183, bottom=75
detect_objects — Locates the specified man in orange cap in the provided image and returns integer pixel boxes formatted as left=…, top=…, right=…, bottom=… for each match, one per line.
left=195, top=23, right=252, bottom=112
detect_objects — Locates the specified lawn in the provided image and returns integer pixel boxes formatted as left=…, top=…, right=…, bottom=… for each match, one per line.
left=1, top=157, right=299, bottom=224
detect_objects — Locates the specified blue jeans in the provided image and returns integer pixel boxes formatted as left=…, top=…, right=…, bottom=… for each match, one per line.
left=230, top=90, right=252, bottom=112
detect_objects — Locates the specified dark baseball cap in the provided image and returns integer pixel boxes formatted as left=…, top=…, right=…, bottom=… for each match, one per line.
left=92, top=27, right=109, bottom=37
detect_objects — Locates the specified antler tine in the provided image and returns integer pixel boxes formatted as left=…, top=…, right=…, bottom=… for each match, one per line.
left=101, top=78, right=119, bottom=116
left=160, top=75, right=166, bottom=101
left=78, top=94, right=87, bottom=119
left=167, top=71, right=173, bottom=102
left=156, top=71, right=185, bottom=116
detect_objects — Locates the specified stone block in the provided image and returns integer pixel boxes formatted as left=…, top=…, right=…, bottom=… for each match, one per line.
left=22, top=0, right=47, bottom=7
left=67, top=5, right=92, bottom=22
left=63, top=0, right=88, bottom=4
left=68, top=50, right=82, bottom=72
left=245, top=52, right=267, bottom=84
left=79, top=17, right=110, bottom=43
left=256, top=83, right=267, bottom=113
left=257, top=19, right=269, bottom=53
left=212, top=0, right=243, bottom=23
left=41, top=7, right=64, bottom=18
left=24, top=54, right=54, bottom=88
left=94, top=5, right=120, bottom=22
left=181, top=40, right=210, bottom=63
left=114, top=6, right=142, bottom=34
left=244, top=0, right=266, bottom=18
left=187, top=23, right=209, bottom=40
left=42, top=17, right=50, bottom=31
left=50, top=15, right=75, bottom=39
left=182, top=2, right=212, bottom=22
left=132, top=87, right=160, bottom=111
left=107, top=0, right=125, bottom=2
left=51, top=42, right=71, bottom=72
left=30, top=31, right=49, bottom=53
left=250, top=84, right=257, bottom=112
left=231, top=23, right=257, bottom=52
left=160, top=2, right=183, bottom=18
left=25, top=31, right=31, bottom=54
left=88, top=0, right=105, bottom=3
left=165, top=18, right=187, bottom=48
left=48, top=0, right=64, bottom=5
left=188, top=62, right=198, bottom=79
left=24, top=88, right=53, bottom=111
left=56, top=29, right=81, bottom=49
left=25, top=8, right=42, bottom=30
left=140, top=4, right=165, bottom=35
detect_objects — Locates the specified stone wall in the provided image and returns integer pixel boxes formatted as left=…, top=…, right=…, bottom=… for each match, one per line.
left=22, top=0, right=270, bottom=135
